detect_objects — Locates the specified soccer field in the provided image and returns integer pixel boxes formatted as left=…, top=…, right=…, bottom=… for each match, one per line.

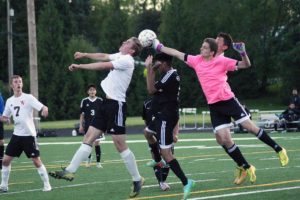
left=1, top=132, right=300, bottom=200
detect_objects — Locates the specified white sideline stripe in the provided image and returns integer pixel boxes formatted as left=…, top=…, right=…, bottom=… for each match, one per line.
left=189, top=186, right=300, bottom=200
left=37, top=137, right=285, bottom=145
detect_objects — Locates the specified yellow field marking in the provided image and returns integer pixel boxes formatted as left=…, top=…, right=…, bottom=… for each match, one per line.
left=132, top=179, right=300, bottom=199
left=8, top=181, right=34, bottom=186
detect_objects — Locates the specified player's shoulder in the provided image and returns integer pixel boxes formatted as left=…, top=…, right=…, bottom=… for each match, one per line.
left=96, top=96, right=103, bottom=102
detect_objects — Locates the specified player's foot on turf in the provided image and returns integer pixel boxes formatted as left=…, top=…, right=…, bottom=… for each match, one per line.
left=235, top=165, right=256, bottom=185
left=42, top=184, right=52, bottom=192
left=129, top=177, right=144, bottom=198
left=159, top=182, right=170, bottom=191
left=233, top=166, right=243, bottom=184
left=0, top=185, right=8, bottom=193
left=48, top=168, right=75, bottom=181
left=146, top=159, right=167, bottom=168
left=96, top=162, right=103, bottom=168
left=278, top=148, right=289, bottom=167
left=183, top=179, right=195, bottom=200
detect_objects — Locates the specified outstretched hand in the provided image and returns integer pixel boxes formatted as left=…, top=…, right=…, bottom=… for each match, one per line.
left=68, top=64, right=80, bottom=71
left=74, top=52, right=86, bottom=60
left=232, top=42, right=247, bottom=56
left=152, top=39, right=164, bottom=52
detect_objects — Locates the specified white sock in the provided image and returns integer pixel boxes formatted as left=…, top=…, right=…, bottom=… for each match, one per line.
left=66, top=143, right=92, bottom=173
left=120, top=149, right=141, bottom=181
left=1, top=165, right=11, bottom=187
left=37, top=164, right=50, bottom=186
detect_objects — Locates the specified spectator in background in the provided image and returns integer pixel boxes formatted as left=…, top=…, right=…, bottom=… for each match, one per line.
left=290, top=88, right=300, bottom=109
left=274, top=103, right=300, bottom=133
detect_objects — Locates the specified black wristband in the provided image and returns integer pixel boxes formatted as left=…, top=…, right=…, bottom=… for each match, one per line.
left=184, top=54, right=188, bottom=62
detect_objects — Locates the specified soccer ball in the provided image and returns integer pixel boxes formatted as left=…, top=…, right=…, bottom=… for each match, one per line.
left=138, top=29, right=157, bottom=47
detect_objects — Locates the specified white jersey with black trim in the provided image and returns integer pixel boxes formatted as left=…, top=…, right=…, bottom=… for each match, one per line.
left=101, top=52, right=134, bottom=102
left=3, top=93, right=44, bottom=136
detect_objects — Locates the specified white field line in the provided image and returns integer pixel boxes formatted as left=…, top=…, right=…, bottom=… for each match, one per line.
left=0, top=178, right=216, bottom=196
left=37, top=136, right=288, bottom=145
left=189, top=186, right=300, bottom=200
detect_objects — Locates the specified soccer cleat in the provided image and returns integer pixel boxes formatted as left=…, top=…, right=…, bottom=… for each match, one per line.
left=48, top=168, right=75, bottom=181
left=129, top=177, right=144, bottom=198
left=159, top=182, right=170, bottom=191
left=183, top=179, right=195, bottom=200
left=278, top=148, right=289, bottom=167
left=42, top=184, right=52, bottom=192
left=233, top=166, right=243, bottom=184
left=96, top=162, right=103, bottom=168
left=0, top=185, right=8, bottom=193
left=146, top=159, right=167, bottom=168
left=234, top=165, right=256, bottom=185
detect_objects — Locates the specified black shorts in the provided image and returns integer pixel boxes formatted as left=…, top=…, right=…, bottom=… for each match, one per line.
left=91, top=98, right=127, bottom=135
left=5, top=135, right=40, bottom=158
left=208, top=97, right=250, bottom=131
left=0, top=122, right=3, bottom=140
left=146, top=112, right=179, bottom=149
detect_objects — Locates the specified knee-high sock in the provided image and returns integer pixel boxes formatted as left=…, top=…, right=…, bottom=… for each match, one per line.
left=95, top=145, right=101, bottom=163
left=1, top=165, right=11, bottom=187
left=37, top=164, right=50, bottom=186
left=120, top=148, right=141, bottom=181
left=257, top=129, right=282, bottom=152
left=66, top=143, right=92, bottom=173
left=168, top=159, right=188, bottom=186
left=227, top=144, right=250, bottom=169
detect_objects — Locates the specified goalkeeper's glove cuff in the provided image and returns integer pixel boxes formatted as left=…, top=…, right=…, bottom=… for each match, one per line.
left=240, top=52, right=247, bottom=57
left=156, top=43, right=164, bottom=52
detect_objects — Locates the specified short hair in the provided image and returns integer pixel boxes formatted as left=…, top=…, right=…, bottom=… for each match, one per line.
left=130, top=37, right=142, bottom=57
left=10, top=75, right=22, bottom=84
left=87, top=84, right=96, bottom=91
left=217, top=32, right=233, bottom=50
left=154, top=52, right=173, bottom=65
left=204, top=38, right=218, bottom=56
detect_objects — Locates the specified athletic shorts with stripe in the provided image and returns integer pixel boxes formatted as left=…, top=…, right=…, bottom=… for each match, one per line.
left=91, top=98, right=127, bottom=135
left=147, top=112, right=178, bottom=149
left=208, top=97, right=250, bottom=131
left=5, top=135, right=40, bottom=158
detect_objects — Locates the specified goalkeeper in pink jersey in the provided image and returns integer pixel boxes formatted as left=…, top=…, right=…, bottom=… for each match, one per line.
left=152, top=33, right=289, bottom=185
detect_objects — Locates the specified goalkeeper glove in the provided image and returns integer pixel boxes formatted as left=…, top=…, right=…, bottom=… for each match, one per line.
left=152, top=39, right=164, bottom=52
left=232, top=42, right=247, bottom=57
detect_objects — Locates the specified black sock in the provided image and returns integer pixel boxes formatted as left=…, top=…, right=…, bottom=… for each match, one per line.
left=257, top=129, right=282, bottom=152
left=88, top=153, right=92, bottom=159
left=0, top=145, right=4, bottom=168
left=153, top=166, right=162, bottom=182
left=168, top=159, right=188, bottom=186
left=227, top=144, right=250, bottom=169
left=95, top=145, right=101, bottom=162
left=161, top=167, right=170, bottom=182
left=149, top=142, right=161, bottom=162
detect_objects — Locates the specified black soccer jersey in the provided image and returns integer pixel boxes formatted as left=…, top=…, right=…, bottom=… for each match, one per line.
left=152, top=69, right=180, bottom=115
left=80, top=97, right=103, bottom=131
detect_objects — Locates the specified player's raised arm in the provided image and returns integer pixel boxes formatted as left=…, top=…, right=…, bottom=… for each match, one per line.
left=152, top=39, right=185, bottom=61
left=74, top=52, right=110, bottom=61
left=232, top=42, right=251, bottom=69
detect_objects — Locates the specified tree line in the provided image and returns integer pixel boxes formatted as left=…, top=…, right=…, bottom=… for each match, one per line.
left=0, top=0, right=299, bottom=120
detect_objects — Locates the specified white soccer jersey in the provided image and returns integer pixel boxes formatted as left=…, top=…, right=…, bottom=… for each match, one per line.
left=3, top=93, right=44, bottom=136
left=101, top=52, right=134, bottom=102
